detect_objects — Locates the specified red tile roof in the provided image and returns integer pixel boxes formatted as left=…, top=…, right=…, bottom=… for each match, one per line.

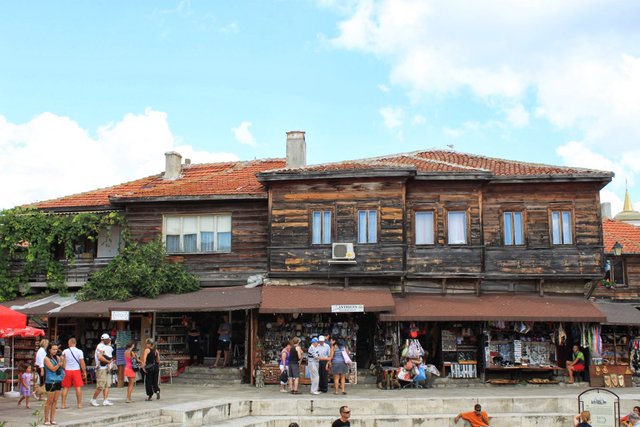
left=34, top=159, right=286, bottom=209
left=261, top=150, right=611, bottom=178
left=603, top=219, right=640, bottom=254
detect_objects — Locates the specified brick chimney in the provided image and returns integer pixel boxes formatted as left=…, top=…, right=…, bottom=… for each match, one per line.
left=286, top=131, right=306, bottom=168
left=164, top=151, right=182, bottom=180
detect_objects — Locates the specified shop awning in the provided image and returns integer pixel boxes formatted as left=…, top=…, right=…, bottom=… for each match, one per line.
left=259, top=286, right=394, bottom=314
left=380, top=293, right=606, bottom=322
left=593, top=302, right=640, bottom=326
left=5, top=287, right=261, bottom=317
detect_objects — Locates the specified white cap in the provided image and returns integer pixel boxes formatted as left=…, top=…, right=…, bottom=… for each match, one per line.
left=318, top=336, right=326, bottom=342
left=101, top=333, right=110, bottom=340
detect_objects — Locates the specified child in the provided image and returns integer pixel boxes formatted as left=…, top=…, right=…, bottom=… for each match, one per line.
left=17, top=364, right=33, bottom=409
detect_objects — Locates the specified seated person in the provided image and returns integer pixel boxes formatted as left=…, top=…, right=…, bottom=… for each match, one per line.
left=565, top=344, right=585, bottom=384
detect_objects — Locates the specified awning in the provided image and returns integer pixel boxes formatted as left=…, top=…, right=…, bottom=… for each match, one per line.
left=594, top=302, right=640, bottom=326
left=259, top=286, right=394, bottom=314
left=5, top=287, right=261, bottom=317
left=380, top=293, right=606, bottom=322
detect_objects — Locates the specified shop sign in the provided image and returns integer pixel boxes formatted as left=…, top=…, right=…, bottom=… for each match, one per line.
left=331, top=304, right=364, bottom=313
left=578, top=388, right=620, bottom=427
left=110, top=310, right=130, bottom=321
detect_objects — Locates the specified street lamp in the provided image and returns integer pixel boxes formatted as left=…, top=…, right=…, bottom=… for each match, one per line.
left=613, top=241, right=623, bottom=257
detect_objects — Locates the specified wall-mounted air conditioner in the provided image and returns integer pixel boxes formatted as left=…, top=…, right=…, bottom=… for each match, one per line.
left=332, top=243, right=355, bottom=260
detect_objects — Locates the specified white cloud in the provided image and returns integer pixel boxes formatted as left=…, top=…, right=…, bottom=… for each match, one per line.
left=0, top=110, right=238, bottom=209
left=231, top=121, right=257, bottom=146
left=378, top=84, right=390, bottom=93
left=379, top=106, right=404, bottom=129
left=443, top=127, right=463, bottom=139
left=412, top=114, right=426, bottom=125
left=504, top=104, right=530, bottom=128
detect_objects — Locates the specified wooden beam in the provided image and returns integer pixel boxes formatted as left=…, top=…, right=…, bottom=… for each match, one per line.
left=441, top=278, right=447, bottom=295
left=538, top=279, right=545, bottom=297
left=475, top=278, right=481, bottom=296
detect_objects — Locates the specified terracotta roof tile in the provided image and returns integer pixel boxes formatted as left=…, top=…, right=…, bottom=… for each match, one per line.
left=34, top=159, right=286, bottom=209
left=603, top=219, right=640, bottom=254
left=263, top=150, right=610, bottom=178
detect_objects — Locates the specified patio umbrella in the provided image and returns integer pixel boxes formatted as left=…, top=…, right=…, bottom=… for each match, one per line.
left=0, top=310, right=44, bottom=396
left=0, top=305, right=27, bottom=329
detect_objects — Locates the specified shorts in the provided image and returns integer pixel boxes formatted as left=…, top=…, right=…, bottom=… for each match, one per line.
left=218, top=340, right=231, bottom=350
left=45, top=381, right=62, bottom=392
left=61, top=370, right=83, bottom=388
left=96, top=368, right=111, bottom=388
left=287, top=364, right=300, bottom=379
left=573, top=363, right=585, bottom=372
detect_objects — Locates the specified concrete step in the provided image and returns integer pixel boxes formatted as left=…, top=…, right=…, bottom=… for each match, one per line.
left=108, top=415, right=174, bottom=427
left=176, top=371, right=243, bottom=380
left=60, top=410, right=163, bottom=426
left=171, top=378, right=243, bottom=386
left=207, top=413, right=574, bottom=427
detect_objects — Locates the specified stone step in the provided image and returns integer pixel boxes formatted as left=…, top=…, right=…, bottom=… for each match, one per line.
left=107, top=415, right=174, bottom=427
left=171, top=378, right=243, bottom=386
left=177, top=371, right=243, bottom=380
left=59, top=410, right=163, bottom=427
left=207, top=413, right=574, bottom=427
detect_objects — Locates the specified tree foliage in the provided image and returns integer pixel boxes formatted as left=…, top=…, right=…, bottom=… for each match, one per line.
left=0, top=207, right=198, bottom=302
left=77, top=239, right=199, bottom=301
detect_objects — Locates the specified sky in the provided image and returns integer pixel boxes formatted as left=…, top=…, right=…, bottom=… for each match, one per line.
left=1, top=0, right=639, bottom=213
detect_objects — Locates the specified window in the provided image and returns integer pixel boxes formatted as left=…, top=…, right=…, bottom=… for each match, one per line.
left=503, top=211, right=524, bottom=245
left=605, top=258, right=626, bottom=286
left=415, top=211, right=435, bottom=245
left=358, top=210, right=377, bottom=244
left=447, top=211, right=467, bottom=244
left=311, top=210, right=332, bottom=244
left=551, top=210, right=573, bottom=245
left=164, top=214, right=231, bottom=253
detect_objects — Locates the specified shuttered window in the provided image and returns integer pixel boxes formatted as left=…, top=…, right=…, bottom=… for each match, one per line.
left=163, top=214, right=232, bottom=253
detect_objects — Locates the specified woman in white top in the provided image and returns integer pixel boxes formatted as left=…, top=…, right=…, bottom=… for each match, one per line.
left=34, top=338, right=49, bottom=400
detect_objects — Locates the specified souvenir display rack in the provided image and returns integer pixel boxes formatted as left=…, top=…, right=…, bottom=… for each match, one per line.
left=155, top=314, right=188, bottom=359
left=441, top=328, right=478, bottom=378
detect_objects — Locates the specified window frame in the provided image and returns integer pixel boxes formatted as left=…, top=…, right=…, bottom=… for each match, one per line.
left=357, top=208, right=378, bottom=244
left=446, top=209, right=468, bottom=245
left=549, top=208, right=574, bottom=245
left=502, top=210, right=526, bottom=246
left=606, top=256, right=627, bottom=286
left=414, top=210, right=436, bottom=245
left=310, top=209, right=333, bottom=245
left=162, top=213, right=232, bottom=254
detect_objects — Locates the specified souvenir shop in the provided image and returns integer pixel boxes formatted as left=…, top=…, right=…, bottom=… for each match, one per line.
left=256, top=286, right=395, bottom=385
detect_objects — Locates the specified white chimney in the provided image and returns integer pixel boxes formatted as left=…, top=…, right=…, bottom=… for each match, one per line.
left=164, top=151, right=182, bottom=180
left=286, top=131, right=306, bottom=168
left=601, top=202, right=612, bottom=220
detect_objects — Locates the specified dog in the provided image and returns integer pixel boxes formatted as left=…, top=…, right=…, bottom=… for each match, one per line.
left=254, top=365, right=265, bottom=388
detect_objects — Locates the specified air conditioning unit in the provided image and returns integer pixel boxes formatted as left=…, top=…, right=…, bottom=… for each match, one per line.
left=332, top=243, right=355, bottom=260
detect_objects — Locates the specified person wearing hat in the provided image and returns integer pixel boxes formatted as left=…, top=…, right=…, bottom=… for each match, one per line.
left=90, top=334, right=114, bottom=407
left=317, top=335, right=331, bottom=393
left=307, top=337, right=321, bottom=395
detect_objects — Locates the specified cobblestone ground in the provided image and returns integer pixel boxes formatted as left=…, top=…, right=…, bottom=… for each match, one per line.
left=2, top=384, right=640, bottom=427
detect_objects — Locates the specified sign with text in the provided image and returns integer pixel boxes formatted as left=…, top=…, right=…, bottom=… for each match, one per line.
left=578, top=388, right=619, bottom=427
left=331, top=304, right=364, bottom=313
left=110, top=310, right=130, bottom=322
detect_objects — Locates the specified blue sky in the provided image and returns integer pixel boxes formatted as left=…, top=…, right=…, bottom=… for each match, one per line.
left=1, top=0, right=639, bottom=212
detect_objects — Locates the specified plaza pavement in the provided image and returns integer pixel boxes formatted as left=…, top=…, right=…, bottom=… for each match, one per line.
left=2, top=383, right=640, bottom=427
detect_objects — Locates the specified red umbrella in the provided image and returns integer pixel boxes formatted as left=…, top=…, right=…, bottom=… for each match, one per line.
left=0, top=311, right=43, bottom=396
left=0, top=305, right=27, bottom=329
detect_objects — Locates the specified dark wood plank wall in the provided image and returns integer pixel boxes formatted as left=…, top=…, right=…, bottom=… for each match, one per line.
left=124, top=201, right=269, bottom=286
left=269, top=179, right=405, bottom=275
left=483, top=183, right=603, bottom=278
left=405, top=181, right=483, bottom=276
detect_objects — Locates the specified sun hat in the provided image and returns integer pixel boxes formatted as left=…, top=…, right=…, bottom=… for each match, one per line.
left=101, top=333, right=110, bottom=340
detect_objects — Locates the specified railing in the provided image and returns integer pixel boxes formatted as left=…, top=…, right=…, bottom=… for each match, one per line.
left=11, top=258, right=113, bottom=288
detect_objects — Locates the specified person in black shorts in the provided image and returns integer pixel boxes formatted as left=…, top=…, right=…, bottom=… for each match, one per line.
left=188, top=321, right=202, bottom=365
left=332, top=405, right=351, bottom=427
left=212, top=315, right=232, bottom=368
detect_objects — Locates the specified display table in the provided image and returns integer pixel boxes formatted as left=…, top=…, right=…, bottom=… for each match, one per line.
left=485, top=365, right=562, bottom=382
left=589, top=365, right=632, bottom=388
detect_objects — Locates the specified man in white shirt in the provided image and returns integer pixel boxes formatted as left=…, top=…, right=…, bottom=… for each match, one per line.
left=61, top=338, right=87, bottom=409
left=91, top=334, right=114, bottom=407
left=317, top=335, right=331, bottom=393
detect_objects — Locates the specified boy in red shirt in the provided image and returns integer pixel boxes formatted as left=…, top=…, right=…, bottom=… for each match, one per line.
left=454, top=403, right=490, bottom=427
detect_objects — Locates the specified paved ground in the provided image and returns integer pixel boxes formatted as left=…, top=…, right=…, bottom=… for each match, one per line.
left=2, top=383, right=640, bottom=427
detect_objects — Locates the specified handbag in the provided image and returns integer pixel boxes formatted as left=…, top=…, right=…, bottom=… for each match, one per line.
left=279, top=369, right=288, bottom=383
left=341, top=350, right=352, bottom=366
left=131, top=356, right=141, bottom=372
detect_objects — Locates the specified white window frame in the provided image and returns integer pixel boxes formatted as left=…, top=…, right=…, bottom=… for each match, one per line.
left=551, top=210, right=573, bottom=245
left=311, top=210, right=332, bottom=245
left=163, top=214, right=232, bottom=253
left=503, top=211, right=524, bottom=246
left=447, top=211, right=467, bottom=245
left=358, top=209, right=378, bottom=244
left=415, top=211, right=435, bottom=245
